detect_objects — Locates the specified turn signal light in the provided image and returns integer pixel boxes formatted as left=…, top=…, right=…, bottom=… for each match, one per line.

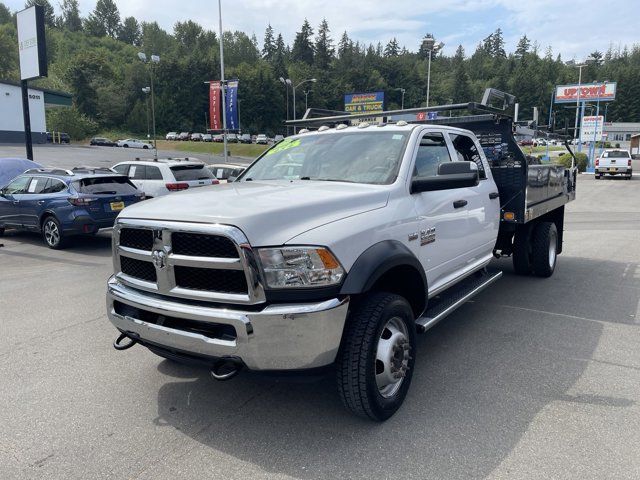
left=629, top=159, right=632, bottom=167
left=165, top=182, right=189, bottom=191
left=68, top=197, right=96, bottom=206
left=211, top=179, right=220, bottom=185
left=503, top=211, right=515, bottom=221
left=595, top=158, right=599, bottom=167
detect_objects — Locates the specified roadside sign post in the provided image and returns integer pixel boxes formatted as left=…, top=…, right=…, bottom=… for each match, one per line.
left=16, top=5, right=47, bottom=160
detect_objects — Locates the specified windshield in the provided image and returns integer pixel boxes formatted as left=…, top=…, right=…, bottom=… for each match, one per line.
left=73, top=176, right=138, bottom=194
left=170, top=164, right=215, bottom=181
left=240, top=131, right=409, bottom=184
left=603, top=150, right=630, bottom=158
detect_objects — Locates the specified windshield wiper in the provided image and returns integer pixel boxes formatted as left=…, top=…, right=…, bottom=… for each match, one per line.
left=92, top=191, right=117, bottom=194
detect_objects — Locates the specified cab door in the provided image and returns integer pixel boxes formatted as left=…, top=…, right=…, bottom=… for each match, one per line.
left=0, top=176, right=31, bottom=227
left=409, top=131, right=473, bottom=291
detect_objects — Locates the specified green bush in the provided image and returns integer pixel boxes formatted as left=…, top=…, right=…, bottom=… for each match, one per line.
left=555, top=152, right=588, bottom=172
left=46, top=106, right=99, bottom=141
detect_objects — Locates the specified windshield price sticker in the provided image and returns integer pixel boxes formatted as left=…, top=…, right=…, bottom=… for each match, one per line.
left=266, top=138, right=301, bottom=155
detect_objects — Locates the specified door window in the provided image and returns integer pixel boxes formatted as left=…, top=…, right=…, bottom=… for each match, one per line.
left=112, top=164, right=129, bottom=175
left=130, top=165, right=146, bottom=179
left=145, top=166, right=163, bottom=180
left=43, top=179, right=68, bottom=193
left=413, top=132, right=452, bottom=178
left=4, top=176, right=31, bottom=194
left=26, top=177, right=50, bottom=194
left=449, top=134, right=487, bottom=179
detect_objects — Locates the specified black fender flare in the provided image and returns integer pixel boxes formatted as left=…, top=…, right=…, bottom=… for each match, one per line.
left=340, top=240, right=427, bottom=297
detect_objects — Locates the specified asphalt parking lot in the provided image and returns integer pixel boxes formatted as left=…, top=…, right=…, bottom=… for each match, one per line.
left=1, top=168, right=639, bottom=478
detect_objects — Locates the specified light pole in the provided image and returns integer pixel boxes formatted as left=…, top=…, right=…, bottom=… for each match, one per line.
left=215, top=0, right=229, bottom=162
left=570, top=56, right=595, bottom=152
left=590, top=80, right=607, bottom=171
left=395, top=87, right=406, bottom=110
left=279, top=77, right=291, bottom=136
left=138, top=52, right=159, bottom=160
left=141, top=86, right=150, bottom=141
left=422, top=34, right=444, bottom=107
left=292, top=78, right=316, bottom=133
left=303, top=89, right=313, bottom=111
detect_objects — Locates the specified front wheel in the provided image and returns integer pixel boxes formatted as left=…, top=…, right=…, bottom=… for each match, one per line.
left=123, top=144, right=129, bottom=148
left=143, top=145, right=149, bottom=149
left=336, top=292, right=416, bottom=421
left=42, top=216, right=66, bottom=249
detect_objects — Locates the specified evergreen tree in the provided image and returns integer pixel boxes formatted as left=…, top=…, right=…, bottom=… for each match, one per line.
left=262, top=23, right=276, bottom=61
left=272, top=33, right=287, bottom=76
left=338, top=31, right=351, bottom=58
left=452, top=45, right=471, bottom=103
left=118, top=16, right=140, bottom=45
left=291, top=19, right=314, bottom=64
left=0, top=2, right=12, bottom=24
left=515, top=35, right=531, bottom=58
left=491, top=28, right=506, bottom=57
left=384, top=38, right=399, bottom=57
left=85, top=0, right=121, bottom=38
left=314, top=19, right=334, bottom=70
left=59, top=0, right=82, bottom=32
left=174, top=20, right=203, bottom=49
left=24, top=0, right=55, bottom=27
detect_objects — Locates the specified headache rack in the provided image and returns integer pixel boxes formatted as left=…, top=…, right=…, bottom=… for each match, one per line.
left=286, top=88, right=577, bottom=225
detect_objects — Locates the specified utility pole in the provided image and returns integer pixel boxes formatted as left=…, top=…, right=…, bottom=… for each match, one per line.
left=217, top=0, right=228, bottom=163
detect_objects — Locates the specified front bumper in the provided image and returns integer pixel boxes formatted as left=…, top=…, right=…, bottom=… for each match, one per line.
left=106, top=277, right=349, bottom=371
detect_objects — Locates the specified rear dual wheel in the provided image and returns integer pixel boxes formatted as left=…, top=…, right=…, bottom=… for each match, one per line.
left=512, top=222, right=557, bottom=277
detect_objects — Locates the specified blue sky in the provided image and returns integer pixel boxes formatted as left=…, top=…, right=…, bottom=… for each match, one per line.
left=5, top=0, right=639, bottom=59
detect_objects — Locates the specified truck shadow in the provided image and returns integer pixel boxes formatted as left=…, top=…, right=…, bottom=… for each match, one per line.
left=151, top=255, right=638, bottom=479
left=0, top=228, right=113, bottom=259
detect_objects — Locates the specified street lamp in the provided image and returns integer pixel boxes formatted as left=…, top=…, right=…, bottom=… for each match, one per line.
left=141, top=86, right=150, bottom=141
left=422, top=34, right=444, bottom=107
left=138, top=52, right=160, bottom=160
left=292, top=78, right=316, bottom=133
left=303, top=89, right=313, bottom=111
left=279, top=77, right=291, bottom=135
left=395, top=87, right=406, bottom=110
left=216, top=0, right=228, bottom=162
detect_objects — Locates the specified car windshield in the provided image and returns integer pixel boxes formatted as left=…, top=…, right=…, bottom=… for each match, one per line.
left=240, top=131, right=409, bottom=185
left=73, top=176, right=138, bottom=194
left=603, top=150, right=630, bottom=158
left=170, top=164, right=215, bottom=181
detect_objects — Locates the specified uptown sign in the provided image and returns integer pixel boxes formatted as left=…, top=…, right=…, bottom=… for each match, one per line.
left=555, top=82, right=616, bottom=103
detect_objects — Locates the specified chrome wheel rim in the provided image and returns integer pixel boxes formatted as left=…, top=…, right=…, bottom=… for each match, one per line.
left=375, top=316, right=411, bottom=398
left=44, top=220, right=59, bottom=246
left=549, top=229, right=557, bottom=269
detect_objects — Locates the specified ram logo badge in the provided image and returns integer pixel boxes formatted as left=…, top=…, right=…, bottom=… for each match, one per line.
left=420, top=227, right=436, bottom=245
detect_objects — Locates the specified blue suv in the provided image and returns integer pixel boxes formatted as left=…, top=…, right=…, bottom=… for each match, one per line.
left=0, top=168, right=144, bottom=248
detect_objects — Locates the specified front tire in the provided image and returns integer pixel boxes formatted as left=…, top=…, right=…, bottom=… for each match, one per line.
left=337, top=292, right=416, bottom=421
left=143, top=145, right=149, bottom=149
left=42, top=216, right=66, bottom=249
left=531, top=222, right=557, bottom=278
left=123, top=144, right=129, bottom=148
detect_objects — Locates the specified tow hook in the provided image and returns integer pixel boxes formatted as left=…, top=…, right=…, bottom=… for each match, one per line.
left=113, top=332, right=138, bottom=351
left=210, top=359, right=242, bottom=381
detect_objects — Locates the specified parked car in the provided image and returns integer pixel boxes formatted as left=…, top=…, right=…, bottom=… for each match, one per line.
left=206, top=163, right=246, bottom=183
left=239, top=134, right=252, bottom=144
left=202, top=134, right=213, bottom=142
left=0, top=168, right=143, bottom=248
left=112, top=158, right=219, bottom=198
left=274, top=134, right=284, bottom=143
left=0, top=157, right=42, bottom=187
left=226, top=133, right=239, bottom=143
left=166, top=132, right=178, bottom=141
left=117, top=139, right=150, bottom=149
left=178, top=132, right=190, bottom=141
left=595, top=149, right=633, bottom=179
left=213, top=134, right=224, bottom=143
left=251, top=135, right=257, bottom=143
left=255, top=133, right=269, bottom=144
left=190, top=133, right=203, bottom=142
left=89, top=137, right=116, bottom=147
left=518, top=138, right=533, bottom=146
left=46, top=132, right=70, bottom=144
left=105, top=88, right=577, bottom=420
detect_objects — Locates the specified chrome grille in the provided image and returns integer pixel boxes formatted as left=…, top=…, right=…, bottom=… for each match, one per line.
left=113, top=219, right=265, bottom=305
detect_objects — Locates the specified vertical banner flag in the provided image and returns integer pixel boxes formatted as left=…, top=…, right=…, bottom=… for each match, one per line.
left=225, top=80, right=239, bottom=131
left=209, top=81, right=221, bottom=131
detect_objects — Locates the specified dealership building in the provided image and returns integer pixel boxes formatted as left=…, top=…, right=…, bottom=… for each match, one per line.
left=603, top=122, right=640, bottom=148
left=0, top=81, right=72, bottom=144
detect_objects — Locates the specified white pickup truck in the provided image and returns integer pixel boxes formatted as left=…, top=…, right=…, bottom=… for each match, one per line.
left=106, top=92, right=577, bottom=421
left=595, top=149, right=633, bottom=179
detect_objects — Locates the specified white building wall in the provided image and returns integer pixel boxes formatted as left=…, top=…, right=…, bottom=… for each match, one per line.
left=0, top=83, right=46, bottom=141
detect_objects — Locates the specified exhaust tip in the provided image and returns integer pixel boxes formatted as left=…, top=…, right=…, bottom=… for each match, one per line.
left=210, top=359, right=242, bottom=381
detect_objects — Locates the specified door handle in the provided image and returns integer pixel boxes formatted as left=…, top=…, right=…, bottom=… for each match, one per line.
left=37, top=200, right=46, bottom=205
left=453, top=199, right=468, bottom=209
left=13, top=200, right=19, bottom=205
left=489, top=192, right=500, bottom=199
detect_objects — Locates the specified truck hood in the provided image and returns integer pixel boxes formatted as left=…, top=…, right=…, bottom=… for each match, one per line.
left=119, top=180, right=389, bottom=246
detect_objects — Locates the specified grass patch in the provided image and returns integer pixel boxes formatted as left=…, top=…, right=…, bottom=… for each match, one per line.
left=155, top=140, right=269, bottom=159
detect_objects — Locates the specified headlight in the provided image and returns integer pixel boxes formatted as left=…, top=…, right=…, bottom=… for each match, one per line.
left=257, top=246, right=344, bottom=289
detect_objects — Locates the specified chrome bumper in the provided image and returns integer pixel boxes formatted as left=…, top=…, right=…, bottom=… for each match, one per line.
left=106, top=276, right=349, bottom=370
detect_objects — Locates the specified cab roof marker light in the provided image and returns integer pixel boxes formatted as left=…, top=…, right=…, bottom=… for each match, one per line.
left=299, top=128, right=310, bottom=134
left=357, top=122, right=371, bottom=129
left=396, top=120, right=408, bottom=126
left=318, top=126, right=330, bottom=132
left=336, top=124, right=349, bottom=130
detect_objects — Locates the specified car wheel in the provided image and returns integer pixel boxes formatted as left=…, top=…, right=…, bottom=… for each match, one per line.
left=512, top=227, right=532, bottom=275
left=143, top=145, right=149, bottom=149
left=337, top=292, right=416, bottom=421
left=42, top=216, right=66, bottom=249
left=594, top=175, right=600, bottom=179
left=531, top=221, right=557, bottom=278
left=123, top=144, right=129, bottom=148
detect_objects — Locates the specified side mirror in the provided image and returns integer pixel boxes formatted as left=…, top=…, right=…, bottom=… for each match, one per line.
left=411, top=161, right=479, bottom=193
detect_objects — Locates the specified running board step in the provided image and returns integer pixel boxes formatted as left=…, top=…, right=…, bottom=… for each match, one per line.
left=416, top=270, right=502, bottom=333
